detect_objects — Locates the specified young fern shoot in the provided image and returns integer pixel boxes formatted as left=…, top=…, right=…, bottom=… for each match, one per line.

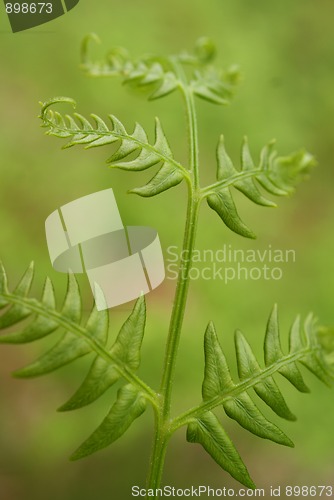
left=1, top=37, right=333, bottom=496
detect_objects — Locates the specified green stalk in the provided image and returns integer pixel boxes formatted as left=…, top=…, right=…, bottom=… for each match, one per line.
left=146, top=66, right=201, bottom=495
left=159, top=58, right=201, bottom=417
left=146, top=183, right=200, bottom=494
left=159, top=185, right=200, bottom=415
left=145, top=404, right=169, bottom=491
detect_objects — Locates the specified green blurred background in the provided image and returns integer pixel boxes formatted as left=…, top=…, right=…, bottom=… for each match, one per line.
left=0, top=0, right=334, bottom=498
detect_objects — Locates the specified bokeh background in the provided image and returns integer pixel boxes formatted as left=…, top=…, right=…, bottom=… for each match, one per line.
left=0, top=0, right=334, bottom=498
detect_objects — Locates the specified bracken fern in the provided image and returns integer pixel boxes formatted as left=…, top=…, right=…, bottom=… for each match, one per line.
left=1, top=37, right=333, bottom=497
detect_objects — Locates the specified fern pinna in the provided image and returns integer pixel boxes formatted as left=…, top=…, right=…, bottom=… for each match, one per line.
left=1, top=37, right=333, bottom=494
left=0, top=262, right=152, bottom=459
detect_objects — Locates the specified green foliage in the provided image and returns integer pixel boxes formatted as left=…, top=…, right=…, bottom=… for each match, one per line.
left=80, top=34, right=239, bottom=105
left=1, top=261, right=333, bottom=487
left=1, top=38, right=333, bottom=494
left=71, top=384, right=147, bottom=460
left=40, top=97, right=315, bottom=237
left=206, top=137, right=316, bottom=238
left=40, top=97, right=188, bottom=197
left=187, top=412, right=255, bottom=489
left=0, top=262, right=152, bottom=458
left=59, top=291, right=146, bottom=411
left=184, top=308, right=334, bottom=486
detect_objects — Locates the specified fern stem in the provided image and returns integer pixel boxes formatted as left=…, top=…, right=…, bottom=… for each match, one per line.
left=146, top=67, right=201, bottom=495
left=183, top=89, right=200, bottom=188
left=171, top=58, right=200, bottom=187
left=146, top=184, right=200, bottom=497
left=146, top=407, right=170, bottom=491
left=159, top=59, right=201, bottom=417
left=160, top=187, right=201, bottom=416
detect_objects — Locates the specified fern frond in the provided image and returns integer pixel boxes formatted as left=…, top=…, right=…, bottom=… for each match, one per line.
left=80, top=33, right=179, bottom=101
left=80, top=34, right=240, bottom=105
left=184, top=306, right=334, bottom=487
left=0, top=262, right=156, bottom=458
left=205, top=136, right=316, bottom=238
left=39, top=97, right=188, bottom=196
left=190, top=66, right=240, bottom=105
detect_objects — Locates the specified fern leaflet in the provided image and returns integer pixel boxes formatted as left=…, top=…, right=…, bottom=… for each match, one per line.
left=0, top=261, right=156, bottom=458
left=39, top=97, right=188, bottom=197
left=181, top=306, right=334, bottom=487
left=205, top=136, right=316, bottom=238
